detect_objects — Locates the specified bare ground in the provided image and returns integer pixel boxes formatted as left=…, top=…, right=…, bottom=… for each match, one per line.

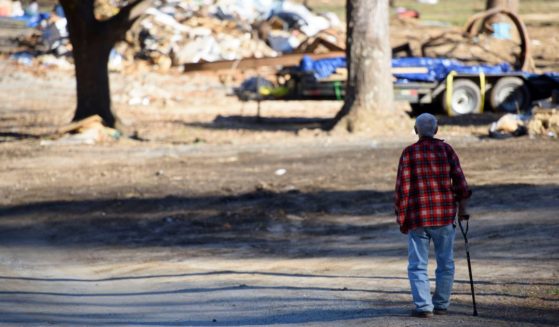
left=0, top=61, right=558, bottom=326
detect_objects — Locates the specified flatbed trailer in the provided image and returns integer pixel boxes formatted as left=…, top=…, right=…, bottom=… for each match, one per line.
left=237, top=67, right=558, bottom=116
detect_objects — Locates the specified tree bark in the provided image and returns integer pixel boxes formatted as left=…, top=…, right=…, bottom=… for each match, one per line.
left=59, top=0, right=150, bottom=128
left=70, top=22, right=115, bottom=125
left=486, top=0, right=519, bottom=13
left=485, top=0, right=519, bottom=25
left=326, top=0, right=394, bottom=133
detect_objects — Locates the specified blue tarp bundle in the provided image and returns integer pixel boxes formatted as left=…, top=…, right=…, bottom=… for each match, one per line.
left=299, top=55, right=346, bottom=80
left=299, top=56, right=516, bottom=82
left=392, top=57, right=512, bottom=82
left=5, top=13, right=50, bottom=28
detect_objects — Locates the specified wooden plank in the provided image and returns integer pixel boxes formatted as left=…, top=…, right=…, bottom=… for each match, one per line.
left=183, top=51, right=346, bottom=72
left=391, top=67, right=430, bottom=74
left=56, top=115, right=103, bottom=135
left=319, top=67, right=429, bottom=81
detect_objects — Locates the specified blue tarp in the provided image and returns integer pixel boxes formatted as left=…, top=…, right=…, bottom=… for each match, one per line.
left=299, top=56, right=517, bottom=83
left=299, top=55, right=346, bottom=80
left=6, top=13, right=49, bottom=28
left=392, top=57, right=512, bottom=82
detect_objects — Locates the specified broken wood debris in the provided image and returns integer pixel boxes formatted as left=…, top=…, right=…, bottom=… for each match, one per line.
left=183, top=51, right=346, bottom=72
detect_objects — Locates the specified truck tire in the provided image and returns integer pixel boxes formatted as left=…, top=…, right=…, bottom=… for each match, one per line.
left=442, top=79, right=482, bottom=116
left=490, top=77, right=531, bottom=113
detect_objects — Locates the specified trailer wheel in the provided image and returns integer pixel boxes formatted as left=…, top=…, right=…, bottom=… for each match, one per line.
left=490, top=77, right=531, bottom=113
left=442, top=79, right=482, bottom=116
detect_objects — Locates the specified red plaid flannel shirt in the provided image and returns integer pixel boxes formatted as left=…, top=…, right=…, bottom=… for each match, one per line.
left=395, top=137, right=470, bottom=234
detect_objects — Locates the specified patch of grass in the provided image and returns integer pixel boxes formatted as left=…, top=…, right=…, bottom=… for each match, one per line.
left=548, top=288, right=559, bottom=296
left=392, top=0, right=485, bottom=26
left=519, top=0, right=559, bottom=14
left=301, top=0, right=556, bottom=27
left=309, top=4, right=346, bottom=21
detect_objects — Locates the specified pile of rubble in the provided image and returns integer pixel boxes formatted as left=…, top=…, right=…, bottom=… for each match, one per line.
left=389, top=8, right=533, bottom=72
left=421, top=31, right=522, bottom=68
left=122, top=0, right=344, bottom=70
left=489, top=91, right=559, bottom=139
left=12, top=0, right=344, bottom=71
left=528, top=107, right=559, bottom=138
left=6, top=2, right=544, bottom=76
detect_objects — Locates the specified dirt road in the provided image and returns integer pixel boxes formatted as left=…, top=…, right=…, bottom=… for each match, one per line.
left=1, top=135, right=558, bottom=326
left=1, top=60, right=559, bottom=326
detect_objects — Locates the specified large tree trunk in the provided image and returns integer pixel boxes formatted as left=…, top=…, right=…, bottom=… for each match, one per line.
left=326, top=0, right=394, bottom=133
left=69, top=20, right=115, bottom=126
left=485, top=0, right=519, bottom=25
left=59, top=0, right=150, bottom=128
left=486, top=0, right=519, bottom=13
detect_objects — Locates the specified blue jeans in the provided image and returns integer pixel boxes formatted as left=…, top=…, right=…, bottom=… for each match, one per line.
left=408, top=224, right=455, bottom=312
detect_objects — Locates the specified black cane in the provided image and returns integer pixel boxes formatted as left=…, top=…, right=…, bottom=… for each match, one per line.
left=458, top=215, right=478, bottom=316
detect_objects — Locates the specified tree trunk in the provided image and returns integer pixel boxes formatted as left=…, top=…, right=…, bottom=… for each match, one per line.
left=59, top=0, right=150, bottom=128
left=326, top=0, right=394, bottom=133
left=486, top=0, right=519, bottom=13
left=485, top=0, right=519, bottom=25
left=70, top=23, right=115, bottom=126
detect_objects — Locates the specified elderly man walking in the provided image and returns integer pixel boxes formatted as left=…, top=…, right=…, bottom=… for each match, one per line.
left=394, top=113, right=471, bottom=318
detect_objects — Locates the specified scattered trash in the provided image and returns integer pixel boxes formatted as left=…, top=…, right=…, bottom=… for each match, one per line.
left=37, top=54, right=73, bottom=69
left=235, top=76, right=274, bottom=100
left=396, top=7, right=420, bottom=19
left=488, top=113, right=528, bottom=138
left=274, top=168, right=287, bottom=176
left=41, top=115, right=121, bottom=145
left=527, top=108, right=559, bottom=138
left=9, top=51, right=34, bottom=66
left=489, top=98, right=559, bottom=139
left=108, top=49, right=124, bottom=72
left=0, top=0, right=23, bottom=17
left=492, top=22, right=512, bottom=40
left=11, top=0, right=345, bottom=70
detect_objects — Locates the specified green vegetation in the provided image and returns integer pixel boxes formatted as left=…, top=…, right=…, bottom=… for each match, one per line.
left=304, top=0, right=558, bottom=26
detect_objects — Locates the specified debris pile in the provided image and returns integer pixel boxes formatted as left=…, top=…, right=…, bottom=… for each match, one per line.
left=528, top=108, right=559, bottom=138
left=488, top=113, right=528, bottom=138
left=6, top=3, right=548, bottom=76
left=0, top=0, right=24, bottom=17
left=389, top=8, right=534, bottom=72
left=421, top=31, right=521, bottom=68
left=489, top=91, right=559, bottom=139
left=41, top=115, right=121, bottom=146
left=9, top=3, right=71, bottom=69
left=125, top=0, right=344, bottom=70
left=11, top=0, right=344, bottom=71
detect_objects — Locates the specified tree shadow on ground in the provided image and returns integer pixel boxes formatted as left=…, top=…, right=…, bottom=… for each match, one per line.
left=0, top=184, right=558, bottom=325
left=0, top=306, right=408, bottom=326
left=187, top=112, right=502, bottom=133
left=184, top=115, right=330, bottom=132
left=0, top=183, right=557, bottom=258
left=1, top=271, right=557, bottom=287
left=0, top=131, right=42, bottom=142
left=436, top=113, right=504, bottom=127
left=0, top=285, right=556, bottom=326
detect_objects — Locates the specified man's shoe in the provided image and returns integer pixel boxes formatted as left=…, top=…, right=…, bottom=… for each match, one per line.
left=411, top=309, right=433, bottom=318
left=434, top=308, right=448, bottom=315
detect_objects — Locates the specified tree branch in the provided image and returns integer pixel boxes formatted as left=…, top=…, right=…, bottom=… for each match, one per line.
left=105, top=0, right=153, bottom=43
